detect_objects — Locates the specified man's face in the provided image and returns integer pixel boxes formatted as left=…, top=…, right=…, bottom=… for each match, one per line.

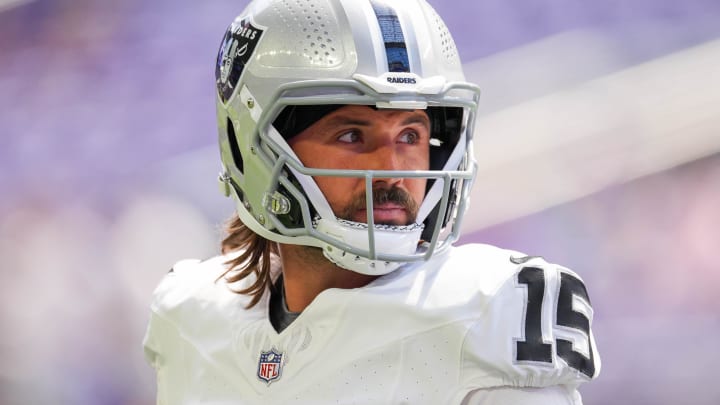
left=287, top=105, right=431, bottom=226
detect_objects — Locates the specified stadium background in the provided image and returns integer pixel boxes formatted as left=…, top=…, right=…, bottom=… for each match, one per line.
left=1, top=0, right=719, bottom=403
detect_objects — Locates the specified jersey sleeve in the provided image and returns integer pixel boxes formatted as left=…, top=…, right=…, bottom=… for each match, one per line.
left=143, top=304, right=186, bottom=405
left=460, top=255, right=601, bottom=392
left=461, top=385, right=582, bottom=405
left=142, top=258, right=210, bottom=404
left=142, top=265, right=194, bottom=363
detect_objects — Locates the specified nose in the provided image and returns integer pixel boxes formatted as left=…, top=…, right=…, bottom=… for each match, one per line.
left=365, top=145, right=404, bottom=188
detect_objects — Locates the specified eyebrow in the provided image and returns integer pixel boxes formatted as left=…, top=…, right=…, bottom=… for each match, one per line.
left=401, top=114, right=431, bottom=128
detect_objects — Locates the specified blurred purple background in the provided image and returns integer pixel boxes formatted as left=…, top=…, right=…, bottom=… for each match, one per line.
left=1, top=0, right=719, bottom=403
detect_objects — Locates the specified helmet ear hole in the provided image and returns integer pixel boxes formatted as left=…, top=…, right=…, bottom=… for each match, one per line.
left=226, top=118, right=244, bottom=173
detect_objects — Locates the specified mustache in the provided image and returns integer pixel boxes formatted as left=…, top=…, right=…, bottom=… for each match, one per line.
left=339, top=185, right=419, bottom=224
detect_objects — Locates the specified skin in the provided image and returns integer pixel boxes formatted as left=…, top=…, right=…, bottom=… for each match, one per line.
left=280, top=105, right=431, bottom=312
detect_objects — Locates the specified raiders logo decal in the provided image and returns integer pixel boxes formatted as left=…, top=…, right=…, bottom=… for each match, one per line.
left=216, top=18, right=265, bottom=103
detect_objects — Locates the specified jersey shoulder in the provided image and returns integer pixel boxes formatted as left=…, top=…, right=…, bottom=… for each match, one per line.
left=143, top=251, right=276, bottom=366
left=149, top=254, right=254, bottom=317
left=448, top=243, right=601, bottom=390
left=411, top=243, right=546, bottom=307
left=145, top=251, right=274, bottom=350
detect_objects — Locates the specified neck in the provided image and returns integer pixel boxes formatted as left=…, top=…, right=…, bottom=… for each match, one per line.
left=278, top=244, right=379, bottom=312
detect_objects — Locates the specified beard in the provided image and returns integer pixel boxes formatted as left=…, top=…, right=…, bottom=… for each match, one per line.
left=338, top=185, right=420, bottom=226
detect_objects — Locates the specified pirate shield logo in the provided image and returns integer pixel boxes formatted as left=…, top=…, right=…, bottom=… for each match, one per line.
left=216, top=17, right=265, bottom=103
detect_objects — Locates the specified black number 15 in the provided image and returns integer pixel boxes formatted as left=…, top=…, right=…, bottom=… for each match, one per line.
left=516, top=267, right=596, bottom=378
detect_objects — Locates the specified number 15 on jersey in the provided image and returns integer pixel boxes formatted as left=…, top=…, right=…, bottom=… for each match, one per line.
left=515, top=266, right=597, bottom=378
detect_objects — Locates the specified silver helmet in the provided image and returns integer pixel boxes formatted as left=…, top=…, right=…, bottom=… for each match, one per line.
left=216, top=0, right=480, bottom=275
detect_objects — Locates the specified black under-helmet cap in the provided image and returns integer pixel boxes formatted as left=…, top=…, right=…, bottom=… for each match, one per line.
left=272, top=104, right=345, bottom=140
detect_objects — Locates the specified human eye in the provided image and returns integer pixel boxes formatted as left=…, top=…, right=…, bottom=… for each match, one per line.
left=399, top=130, right=420, bottom=145
left=336, top=130, right=360, bottom=143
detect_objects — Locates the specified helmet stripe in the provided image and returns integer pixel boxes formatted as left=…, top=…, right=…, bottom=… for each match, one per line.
left=369, top=0, right=410, bottom=73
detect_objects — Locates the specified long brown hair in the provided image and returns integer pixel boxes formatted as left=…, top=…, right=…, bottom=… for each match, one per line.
left=219, top=214, right=278, bottom=308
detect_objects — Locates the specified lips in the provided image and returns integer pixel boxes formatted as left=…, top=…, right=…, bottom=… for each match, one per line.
left=354, top=204, right=408, bottom=225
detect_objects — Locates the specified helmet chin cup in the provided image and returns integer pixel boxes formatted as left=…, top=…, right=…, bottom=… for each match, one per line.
left=323, top=252, right=402, bottom=276
left=315, top=217, right=425, bottom=276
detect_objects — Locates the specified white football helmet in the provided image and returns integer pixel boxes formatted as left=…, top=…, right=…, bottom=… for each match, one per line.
left=216, top=0, right=481, bottom=275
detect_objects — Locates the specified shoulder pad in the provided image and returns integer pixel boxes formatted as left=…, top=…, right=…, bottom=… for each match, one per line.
left=459, top=247, right=601, bottom=388
left=150, top=254, right=251, bottom=316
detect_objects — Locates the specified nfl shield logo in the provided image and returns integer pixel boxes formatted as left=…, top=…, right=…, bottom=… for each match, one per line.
left=257, top=348, right=284, bottom=384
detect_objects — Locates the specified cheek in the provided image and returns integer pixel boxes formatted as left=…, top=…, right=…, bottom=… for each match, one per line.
left=312, top=176, right=361, bottom=210
left=293, top=144, right=321, bottom=168
left=407, top=178, right=428, bottom=206
left=409, top=149, right=430, bottom=205
left=399, top=151, right=429, bottom=205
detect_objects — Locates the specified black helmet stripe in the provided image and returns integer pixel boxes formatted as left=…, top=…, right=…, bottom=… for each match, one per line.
left=369, top=0, right=410, bottom=73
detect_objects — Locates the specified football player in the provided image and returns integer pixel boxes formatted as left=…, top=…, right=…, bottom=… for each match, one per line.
left=143, top=0, right=601, bottom=403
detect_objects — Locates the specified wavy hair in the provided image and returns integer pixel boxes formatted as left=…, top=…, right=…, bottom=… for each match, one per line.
left=218, top=214, right=278, bottom=308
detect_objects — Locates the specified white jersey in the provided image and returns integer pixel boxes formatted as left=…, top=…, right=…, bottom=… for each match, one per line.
left=143, top=243, right=600, bottom=404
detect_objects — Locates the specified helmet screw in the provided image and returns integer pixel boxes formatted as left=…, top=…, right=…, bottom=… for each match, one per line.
left=250, top=146, right=257, bottom=155
left=247, top=98, right=255, bottom=109
left=243, top=200, right=251, bottom=210
left=258, top=214, right=266, bottom=225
